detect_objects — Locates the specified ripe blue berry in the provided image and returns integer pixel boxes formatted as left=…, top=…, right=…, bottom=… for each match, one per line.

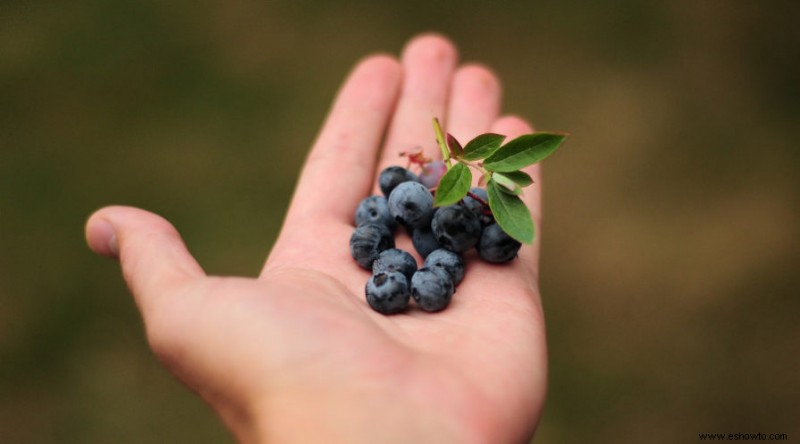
left=418, top=160, right=447, bottom=189
left=379, top=166, right=420, bottom=197
left=411, top=225, right=441, bottom=258
left=355, top=195, right=396, bottom=231
left=424, top=249, right=465, bottom=286
left=373, top=248, right=418, bottom=280
left=431, top=205, right=481, bottom=253
left=365, top=272, right=410, bottom=314
left=461, top=187, right=493, bottom=226
left=477, top=223, right=521, bottom=263
left=410, top=267, right=454, bottom=312
left=387, top=181, right=434, bottom=229
left=349, top=223, right=394, bottom=269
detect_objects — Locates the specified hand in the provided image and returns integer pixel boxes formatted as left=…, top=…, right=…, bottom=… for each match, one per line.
left=85, top=34, right=547, bottom=443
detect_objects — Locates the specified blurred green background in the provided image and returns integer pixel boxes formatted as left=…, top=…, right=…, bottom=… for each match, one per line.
left=2, top=0, right=798, bottom=442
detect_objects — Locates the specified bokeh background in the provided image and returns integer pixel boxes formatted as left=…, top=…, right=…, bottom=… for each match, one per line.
left=2, top=1, right=798, bottom=442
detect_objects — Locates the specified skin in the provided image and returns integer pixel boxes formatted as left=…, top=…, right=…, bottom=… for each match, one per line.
left=85, top=34, right=547, bottom=443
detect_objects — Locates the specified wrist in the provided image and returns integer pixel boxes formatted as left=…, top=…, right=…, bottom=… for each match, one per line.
left=242, top=386, right=477, bottom=443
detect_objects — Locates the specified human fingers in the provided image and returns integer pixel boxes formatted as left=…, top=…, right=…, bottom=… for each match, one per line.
left=85, top=205, right=205, bottom=317
left=284, top=54, right=402, bottom=226
left=444, top=64, right=502, bottom=147
left=489, top=116, right=542, bottom=270
left=375, top=33, right=458, bottom=184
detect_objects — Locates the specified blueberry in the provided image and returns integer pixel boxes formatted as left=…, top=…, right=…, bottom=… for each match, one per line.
left=461, top=187, right=493, bottom=226
left=387, top=181, right=434, bottom=229
left=430, top=205, right=481, bottom=253
left=424, top=249, right=465, bottom=286
left=411, top=225, right=441, bottom=258
left=418, top=160, right=446, bottom=189
left=372, top=248, right=417, bottom=280
left=349, top=223, right=394, bottom=269
left=365, top=272, right=410, bottom=314
left=477, top=223, right=521, bottom=263
left=355, top=195, right=396, bottom=231
left=379, top=166, right=420, bottom=197
left=410, top=267, right=454, bottom=312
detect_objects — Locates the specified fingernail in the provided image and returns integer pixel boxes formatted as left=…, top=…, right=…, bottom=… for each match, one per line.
left=108, top=233, right=119, bottom=257
left=93, top=218, right=119, bottom=258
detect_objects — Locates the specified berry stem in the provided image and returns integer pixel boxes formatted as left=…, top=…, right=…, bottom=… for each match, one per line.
left=466, top=190, right=489, bottom=207
left=456, top=158, right=491, bottom=177
left=432, top=118, right=452, bottom=169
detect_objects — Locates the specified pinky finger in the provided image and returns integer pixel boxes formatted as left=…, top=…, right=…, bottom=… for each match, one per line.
left=488, top=116, right=541, bottom=224
left=488, top=116, right=542, bottom=269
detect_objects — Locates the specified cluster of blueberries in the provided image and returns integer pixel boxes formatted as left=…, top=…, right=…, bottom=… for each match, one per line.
left=350, top=165, right=522, bottom=314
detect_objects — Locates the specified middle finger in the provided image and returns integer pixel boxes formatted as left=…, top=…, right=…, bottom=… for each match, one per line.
left=375, top=34, right=459, bottom=186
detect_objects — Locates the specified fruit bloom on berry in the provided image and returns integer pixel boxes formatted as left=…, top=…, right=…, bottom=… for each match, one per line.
left=349, top=223, right=394, bottom=269
left=372, top=248, right=418, bottom=280
left=431, top=205, right=481, bottom=253
left=355, top=195, right=396, bottom=231
left=387, top=181, right=435, bottom=229
left=411, top=225, right=441, bottom=258
left=410, top=267, right=454, bottom=312
left=379, top=166, right=420, bottom=197
left=365, top=272, right=411, bottom=314
left=424, top=249, right=465, bottom=285
left=477, top=223, right=521, bottom=263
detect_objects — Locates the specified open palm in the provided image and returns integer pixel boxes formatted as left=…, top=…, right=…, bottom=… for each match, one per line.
left=86, top=34, right=548, bottom=443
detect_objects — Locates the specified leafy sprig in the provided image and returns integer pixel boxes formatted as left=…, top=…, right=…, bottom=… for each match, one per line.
left=431, top=118, right=567, bottom=244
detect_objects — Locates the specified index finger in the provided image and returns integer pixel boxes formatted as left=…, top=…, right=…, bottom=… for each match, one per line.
left=283, top=55, right=402, bottom=226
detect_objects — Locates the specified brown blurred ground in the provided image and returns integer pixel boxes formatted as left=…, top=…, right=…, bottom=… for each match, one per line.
left=1, top=1, right=798, bottom=442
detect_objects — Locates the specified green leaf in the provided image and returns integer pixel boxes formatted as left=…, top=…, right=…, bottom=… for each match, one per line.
left=500, top=170, right=534, bottom=187
left=487, top=180, right=534, bottom=244
left=491, top=172, right=522, bottom=195
left=462, top=133, right=505, bottom=161
left=483, top=133, right=566, bottom=172
left=434, top=163, right=472, bottom=207
left=447, top=133, right=463, bottom=158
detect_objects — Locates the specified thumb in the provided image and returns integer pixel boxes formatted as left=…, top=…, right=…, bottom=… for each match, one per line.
left=85, top=206, right=205, bottom=314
